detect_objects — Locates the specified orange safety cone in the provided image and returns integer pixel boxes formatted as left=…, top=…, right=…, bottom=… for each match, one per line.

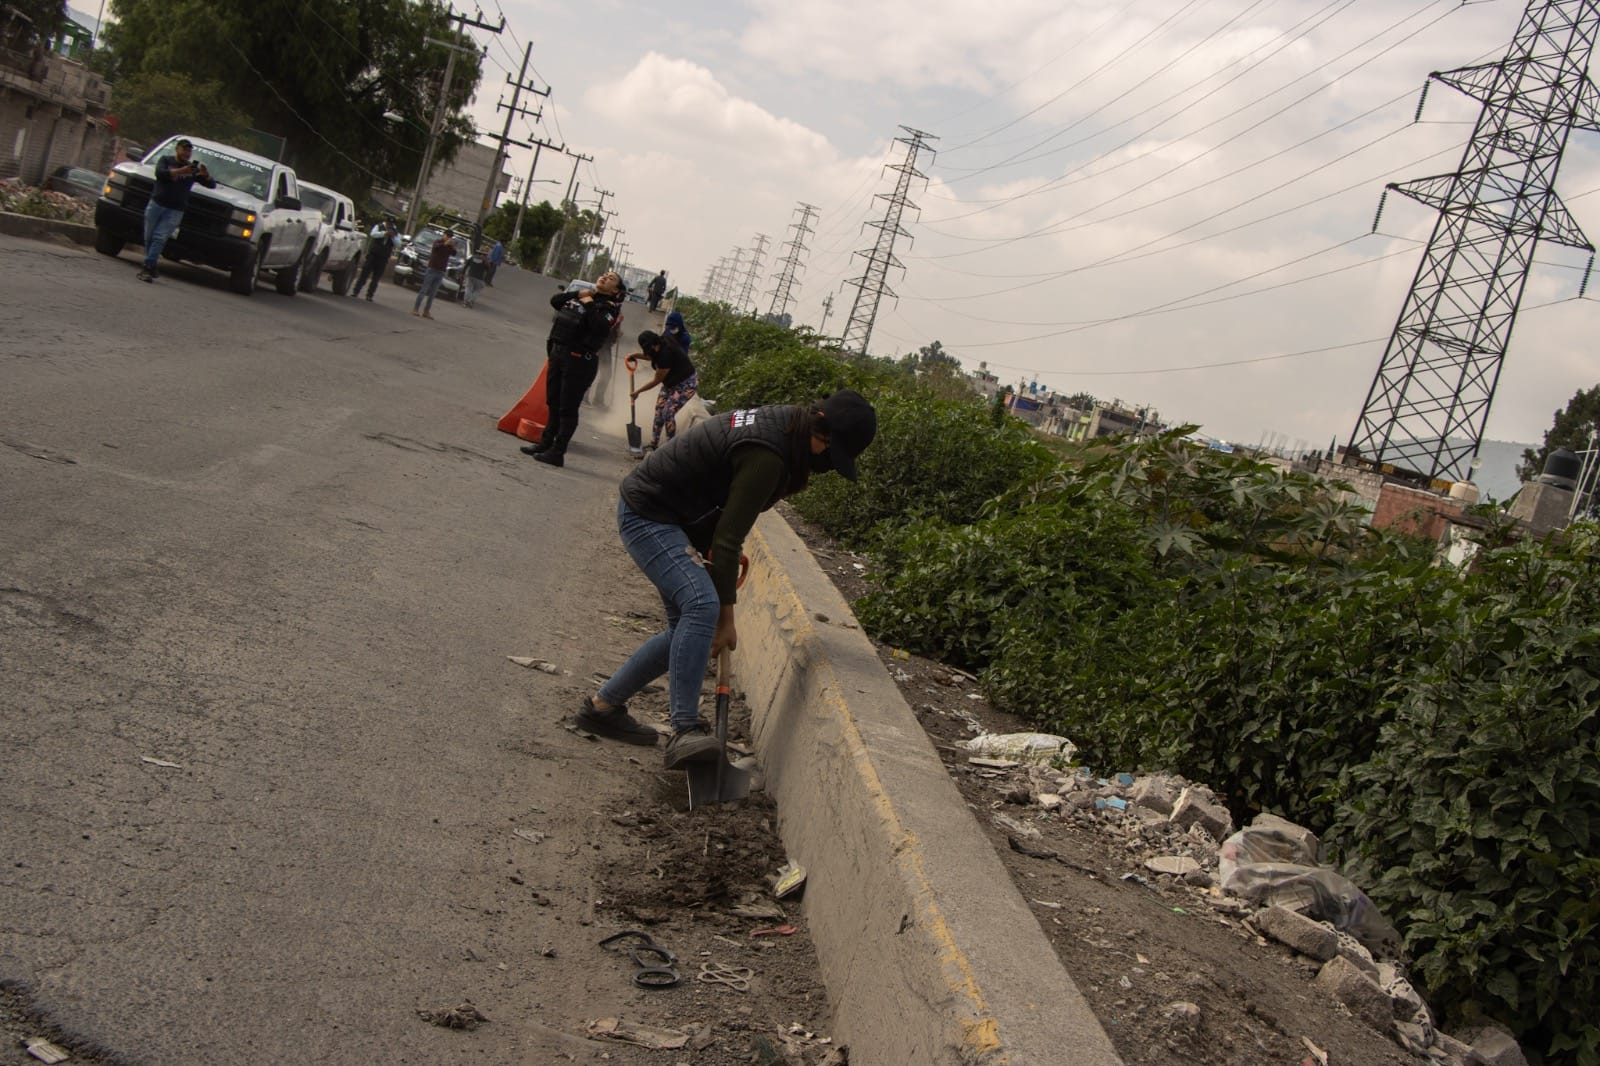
left=496, top=362, right=550, bottom=441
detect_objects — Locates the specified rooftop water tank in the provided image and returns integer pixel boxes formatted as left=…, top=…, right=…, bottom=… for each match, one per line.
left=1448, top=481, right=1481, bottom=504
left=1537, top=448, right=1581, bottom=490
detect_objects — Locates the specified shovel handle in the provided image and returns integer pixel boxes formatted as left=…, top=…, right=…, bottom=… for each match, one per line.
left=625, top=354, right=639, bottom=373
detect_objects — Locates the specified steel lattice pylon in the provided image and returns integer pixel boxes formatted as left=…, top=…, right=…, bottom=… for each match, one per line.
left=768, top=203, right=818, bottom=318
left=842, top=127, right=937, bottom=356
left=1348, top=0, right=1599, bottom=483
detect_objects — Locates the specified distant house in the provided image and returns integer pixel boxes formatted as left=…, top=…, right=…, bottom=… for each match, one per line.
left=0, top=6, right=112, bottom=183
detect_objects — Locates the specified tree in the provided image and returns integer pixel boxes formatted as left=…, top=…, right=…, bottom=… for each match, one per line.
left=480, top=200, right=563, bottom=270
left=4, top=0, right=65, bottom=46
left=101, top=0, right=482, bottom=201
left=1517, top=384, right=1600, bottom=482
left=110, top=71, right=250, bottom=145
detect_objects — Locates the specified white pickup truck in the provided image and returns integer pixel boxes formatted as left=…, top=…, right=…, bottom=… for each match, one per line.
left=296, top=180, right=364, bottom=294
left=94, top=134, right=323, bottom=296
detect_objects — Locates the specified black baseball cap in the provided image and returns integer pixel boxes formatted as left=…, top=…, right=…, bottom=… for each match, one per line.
left=818, top=389, right=877, bottom=481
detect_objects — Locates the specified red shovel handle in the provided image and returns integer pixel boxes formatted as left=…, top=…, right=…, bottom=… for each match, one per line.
left=625, top=354, right=639, bottom=372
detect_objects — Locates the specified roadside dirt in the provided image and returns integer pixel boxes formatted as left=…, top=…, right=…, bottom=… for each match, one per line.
left=779, top=504, right=1418, bottom=1066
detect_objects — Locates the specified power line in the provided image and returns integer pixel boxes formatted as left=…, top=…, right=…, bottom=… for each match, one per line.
left=841, top=127, right=938, bottom=356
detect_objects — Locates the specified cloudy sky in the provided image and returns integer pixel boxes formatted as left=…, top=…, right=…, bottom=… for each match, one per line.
left=470, top=0, right=1599, bottom=453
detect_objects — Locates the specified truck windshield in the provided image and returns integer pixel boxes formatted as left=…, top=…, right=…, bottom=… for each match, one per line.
left=183, top=146, right=271, bottom=201
left=300, top=188, right=336, bottom=223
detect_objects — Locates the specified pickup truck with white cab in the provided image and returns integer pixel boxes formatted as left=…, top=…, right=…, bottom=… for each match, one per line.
left=94, top=135, right=323, bottom=296
left=296, top=180, right=363, bottom=294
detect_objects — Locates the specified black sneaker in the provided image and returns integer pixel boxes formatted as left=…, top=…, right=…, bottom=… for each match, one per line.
left=520, top=441, right=553, bottom=456
left=533, top=450, right=564, bottom=467
left=572, top=697, right=660, bottom=746
left=136, top=269, right=155, bottom=283
left=663, top=721, right=721, bottom=770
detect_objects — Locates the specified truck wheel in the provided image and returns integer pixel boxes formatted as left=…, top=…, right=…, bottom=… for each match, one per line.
left=94, top=228, right=124, bottom=257
left=275, top=244, right=308, bottom=296
left=229, top=246, right=257, bottom=295
left=299, top=249, right=326, bottom=293
left=331, top=261, right=357, bottom=296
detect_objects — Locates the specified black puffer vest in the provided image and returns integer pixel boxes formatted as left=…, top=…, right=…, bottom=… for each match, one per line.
left=620, top=405, right=798, bottom=551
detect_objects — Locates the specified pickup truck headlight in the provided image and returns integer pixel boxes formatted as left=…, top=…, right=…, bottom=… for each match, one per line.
left=225, top=209, right=257, bottom=239
left=102, top=175, right=128, bottom=202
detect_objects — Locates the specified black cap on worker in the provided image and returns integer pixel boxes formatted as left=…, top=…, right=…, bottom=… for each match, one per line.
left=817, top=389, right=877, bottom=482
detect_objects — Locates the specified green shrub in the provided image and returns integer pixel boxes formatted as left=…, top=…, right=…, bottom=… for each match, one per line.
left=1332, top=526, right=1600, bottom=1064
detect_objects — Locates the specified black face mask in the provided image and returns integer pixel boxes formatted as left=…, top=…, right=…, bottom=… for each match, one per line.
left=809, top=450, right=833, bottom=473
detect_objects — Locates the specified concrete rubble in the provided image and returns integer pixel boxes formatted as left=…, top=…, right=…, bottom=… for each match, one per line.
left=954, top=748, right=1535, bottom=1066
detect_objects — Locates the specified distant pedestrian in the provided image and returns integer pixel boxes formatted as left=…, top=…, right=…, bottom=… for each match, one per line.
left=663, top=309, right=691, bottom=353
left=353, top=216, right=398, bottom=301
left=487, top=239, right=505, bottom=285
left=520, top=272, right=625, bottom=467
left=631, top=329, right=697, bottom=452
left=647, top=270, right=667, bottom=312
left=138, top=138, right=215, bottom=282
left=463, top=249, right=488, bottom=308
left=412, top=231, right=455, bottom=319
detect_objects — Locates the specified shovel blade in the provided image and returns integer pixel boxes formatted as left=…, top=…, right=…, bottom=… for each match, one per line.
left=685, top=756, right=753, bottom=807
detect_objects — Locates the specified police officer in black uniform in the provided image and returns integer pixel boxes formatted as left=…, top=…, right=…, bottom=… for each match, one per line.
left=522, top=271, right=626, bottom=467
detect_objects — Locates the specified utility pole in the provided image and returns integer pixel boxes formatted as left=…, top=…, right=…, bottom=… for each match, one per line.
left=701, top=261, right=718, bottom=296
left=842, top=126, right=937, bottom=356
left=478, top=41, right=549, bottom=228
left=736, top=233, right=769, bottom=314
left=512, top=136, right=565, bottom=244
left=723, top=247, right=748, bottom=306
left=1348, top=0, right=1599, bottom=483
left=405, top=7, right=504, bottom=237
left=540, top=151, right=592, bottom=276
left=768, top=202, right=817, bottom=318
left=818, top=292, right=834, bottom=336
left=580, top=191, right=613, bottom=276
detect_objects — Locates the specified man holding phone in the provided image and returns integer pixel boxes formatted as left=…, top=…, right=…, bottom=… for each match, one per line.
left=138, top=138, right=216, bottom=283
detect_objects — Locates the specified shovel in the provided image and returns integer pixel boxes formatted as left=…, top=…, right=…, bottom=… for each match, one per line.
left=625, top=354, right=644, bottom=456
left=686, top=648, right=754, bottom=808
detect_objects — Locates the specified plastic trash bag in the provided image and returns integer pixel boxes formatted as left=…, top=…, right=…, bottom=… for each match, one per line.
left=1218, top=820, right=1401, bottom=956
left=963, top=732, right=1078, bottom=767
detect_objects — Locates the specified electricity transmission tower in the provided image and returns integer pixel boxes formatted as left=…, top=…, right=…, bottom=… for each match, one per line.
left=735, top=234, right=770, bottom=313
left=1348, top=0, right=1598, bottom=483
left=842, top=127, right=936, bottom=356
left=768, top=203, right=818, bottom=318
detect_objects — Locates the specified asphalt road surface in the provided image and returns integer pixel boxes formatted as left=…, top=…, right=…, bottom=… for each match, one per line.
left=0, top=233, right=694, bottom=1063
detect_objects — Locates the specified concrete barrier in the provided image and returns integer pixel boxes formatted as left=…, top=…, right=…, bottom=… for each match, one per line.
left=0, top=212, right=97, bottom=248
left=738, top=512, right=1123, bottom=1066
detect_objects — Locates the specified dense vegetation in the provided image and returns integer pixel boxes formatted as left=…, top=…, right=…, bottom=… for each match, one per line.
left=678, top=297, right=1600, bottom=1066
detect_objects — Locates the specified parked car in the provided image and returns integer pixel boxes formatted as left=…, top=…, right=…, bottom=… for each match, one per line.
left=393, top=226, right=472, bottom=301
left=94, top=134, right=323, bottom=296
left=44, top=165, right=104, bottom=203
left=296, top=180, right=363, bottom=294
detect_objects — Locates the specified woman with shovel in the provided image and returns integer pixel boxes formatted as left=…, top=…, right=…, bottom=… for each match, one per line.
left=629, top=329, right=697, bottom=454
left=572, top=390, right=878, bottom=770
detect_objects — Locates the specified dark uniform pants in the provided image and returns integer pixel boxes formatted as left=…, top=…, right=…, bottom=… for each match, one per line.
left=540, top=341, right=601, bottom=453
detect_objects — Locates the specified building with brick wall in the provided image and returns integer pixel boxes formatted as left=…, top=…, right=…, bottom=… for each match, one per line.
left=0, top=12, right=111, bottom=184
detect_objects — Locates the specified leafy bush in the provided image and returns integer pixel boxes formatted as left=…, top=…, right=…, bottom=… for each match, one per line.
left=1333, top=526, right=1600, bottom=1064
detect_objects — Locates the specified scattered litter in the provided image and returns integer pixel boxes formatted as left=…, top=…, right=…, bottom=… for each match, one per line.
left=139, top=756, right=182, bottom=769
left=965, top=732, right=1078, bottom=767
left=968, top=756, right=1020, bottom=770
left=1032, top=898, right=1063, bottom=909
left=562, top=723, right=597, bottom=741
left=417, top=1002, right=489, bottom=1030
left=511, top=829, right=546, bottom=845
left=24, top=1038, right=70, bottom=1064
left=1119, top=975, right=1133, bottom=989
left=1094, top=797, right=1129, bottom=811
left=750, top=924, right=798, bottom=937
left=891, top=648, right=911, bottom=660
left=891, top=668, right=913, bottom=682
left=697, top=960, right=754, bottom=992
left=1120, top=873, right=1151, bottom=887
left=1299, top=1035, right=1329, bottom=1066
left=506, top=656, right=560, bottom=673
left=729, top=896, right=787, bottom=920
left=588, top=1017, right=689, bottom=1050
left=1114, top=772, right=1135, bottom=787
left=1163, top=1002, right=1202, bottom=1029
left=771, top=861, right=807, bottom=900
left=1145, top=855, right=1201, bottom=877
left=992, top=812, right=1040, bottom=839
left=966, top=692, right=984, bottom=700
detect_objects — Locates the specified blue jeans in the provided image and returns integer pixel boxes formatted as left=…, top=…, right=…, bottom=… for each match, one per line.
left=597, top=499, right=720, bottom=731
left=415, top=268, right=445, bottom=312
left=142, top=201, right=184, bottom=271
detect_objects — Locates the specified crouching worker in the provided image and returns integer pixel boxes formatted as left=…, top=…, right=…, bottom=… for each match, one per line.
left=572, top=391, right=878, bottom=768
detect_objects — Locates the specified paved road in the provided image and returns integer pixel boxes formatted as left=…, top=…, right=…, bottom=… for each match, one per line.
left=0, top=233, right=673, bottom=1063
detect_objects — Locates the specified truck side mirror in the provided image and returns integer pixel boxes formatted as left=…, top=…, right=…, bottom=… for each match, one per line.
left=274, top=194, right=302, bottom=211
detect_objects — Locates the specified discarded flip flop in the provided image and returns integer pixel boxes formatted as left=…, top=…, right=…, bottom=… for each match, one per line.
left=598, top=929, right=682, bottom=989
